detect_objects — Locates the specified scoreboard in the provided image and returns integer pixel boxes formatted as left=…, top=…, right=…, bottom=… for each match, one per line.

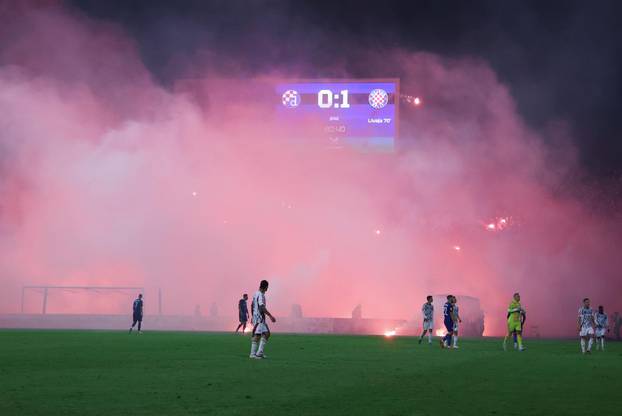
left=275, top=79, right=399, bottom=152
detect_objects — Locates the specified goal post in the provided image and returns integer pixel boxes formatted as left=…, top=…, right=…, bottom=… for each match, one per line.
left=21, top=285, right=147, bottom=315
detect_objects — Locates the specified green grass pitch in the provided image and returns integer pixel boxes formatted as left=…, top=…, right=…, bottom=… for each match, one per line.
left=1, top=330, right=620, bottom=415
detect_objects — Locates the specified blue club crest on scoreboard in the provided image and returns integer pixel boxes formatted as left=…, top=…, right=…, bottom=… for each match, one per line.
left=282, top=89, right=301, bottom=108
left=275, top=79, right=399, bottom=152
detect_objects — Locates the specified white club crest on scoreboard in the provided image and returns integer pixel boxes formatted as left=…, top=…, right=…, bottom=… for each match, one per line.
left=368, top=89, right=388, bottom=109
left=282, top=89, right=301, bottom=108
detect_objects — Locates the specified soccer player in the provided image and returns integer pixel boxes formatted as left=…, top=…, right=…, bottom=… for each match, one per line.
left=503, top=292, right=525, bottom=351
left=614, top=312, right=622, bottom=340
left=578, top=298, right=596, bottom=354
left=129, top=293, right=143, bottom=334
left=451, top=296, right=462, bottom=348
left=510, top=308, right=526, bottom=349
left=235, top=294, right=249, bottom=334
left=440, top=295, right=454, bottom=349
left=249, top=280, right=276, bottom=359
left=418, top=295, right=434, bottom=345
left=595, top=305, right=609, bottom=351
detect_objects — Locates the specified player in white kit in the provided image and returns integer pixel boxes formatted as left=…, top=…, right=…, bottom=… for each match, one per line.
left=577, top=298, right=596, bottom=354
left=418, top=296, right=434, bottom=345
left=451, top=296, right=462, bottom=348
left=595, top=305, right=609, bottom=351
left=249, top=280, right=276, bottom=359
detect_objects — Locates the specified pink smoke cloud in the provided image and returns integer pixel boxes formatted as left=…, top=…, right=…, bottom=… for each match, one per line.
left=1, top=2, right=620, bottom=336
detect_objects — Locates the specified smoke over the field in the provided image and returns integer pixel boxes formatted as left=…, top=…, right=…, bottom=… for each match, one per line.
left=1, top=2, right=621, bottom=336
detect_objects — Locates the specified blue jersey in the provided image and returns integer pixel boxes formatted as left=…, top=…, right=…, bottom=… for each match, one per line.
left=239, top=299, right=248, bottom=320
left=133, top=298, right=143, bottom=316
left=443, top=302, right=453, bottom=322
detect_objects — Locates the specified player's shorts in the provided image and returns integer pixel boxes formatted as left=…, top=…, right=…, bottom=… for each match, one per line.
left=444, top=319, right=453, bottom=333
left=133, top=314, right=143, bottom=322
left=507, top=320, right=521, bottom=333
left=239, top=314, right=248, bottom=323
left=253, top=322, right=270, bottom=336
left=595, top=328, right=606, bottom=337
left=579, top=327, right=595, bottom=337
left=423, top=320, right=434, bottom=330
left=453, top=323, right=459, bottom=331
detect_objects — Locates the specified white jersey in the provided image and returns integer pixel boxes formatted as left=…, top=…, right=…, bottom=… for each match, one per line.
left=595, top=312, right=608, bottom=329
left=252, top=290, right=266, bottom=325
left=578, top=307, right=595, bottom=330
left=422, top=303, right=434, bottom=321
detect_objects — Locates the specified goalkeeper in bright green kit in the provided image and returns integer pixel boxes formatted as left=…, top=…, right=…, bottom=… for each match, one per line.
left=503, top=292, right=526, bottom=351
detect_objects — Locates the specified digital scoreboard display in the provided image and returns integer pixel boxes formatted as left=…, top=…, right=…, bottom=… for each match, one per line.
left=276, top=79, right=399, bottom=152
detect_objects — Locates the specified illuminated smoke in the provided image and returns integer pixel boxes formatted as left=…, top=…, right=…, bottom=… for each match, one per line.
left=384, top=329, right=396, bottom=337
left=0, top=3, right=620, bottom=337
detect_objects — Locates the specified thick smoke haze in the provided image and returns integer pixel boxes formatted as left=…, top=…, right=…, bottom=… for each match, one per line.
left=1, top=3, right=621, bottom=336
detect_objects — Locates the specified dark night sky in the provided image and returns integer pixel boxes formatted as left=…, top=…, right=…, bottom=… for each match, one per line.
left=69, top=0, right=622, bottom=175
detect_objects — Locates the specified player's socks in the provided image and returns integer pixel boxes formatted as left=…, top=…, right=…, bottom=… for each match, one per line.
left=453, top=335, right=458, bottom=347
left=580, top=338, right=586, bottom=353
left=601, top=338, right=605, bottom=350
left=443, top=334, right=451, bottom=348
left=428, top=333, right=432, bottom=344
left=250, top=340, right=258, bottom=357
left=502, top=336, right=508, bottom=351
left=257, top=338, right=267, bottom=356
left=516, top=334, right=523, bottom=350
left=587, top=337, right=593, bottom=352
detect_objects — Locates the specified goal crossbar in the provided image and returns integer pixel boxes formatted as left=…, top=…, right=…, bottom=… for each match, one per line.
left=21, top=285, right=145, bottom=314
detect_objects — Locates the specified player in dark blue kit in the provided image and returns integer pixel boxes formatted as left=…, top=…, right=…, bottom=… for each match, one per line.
left=440, top=295, right=454, bottom=349
left=235, top=294, right=249, bottom=333
left=129, top=293, right=143, bottom=334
